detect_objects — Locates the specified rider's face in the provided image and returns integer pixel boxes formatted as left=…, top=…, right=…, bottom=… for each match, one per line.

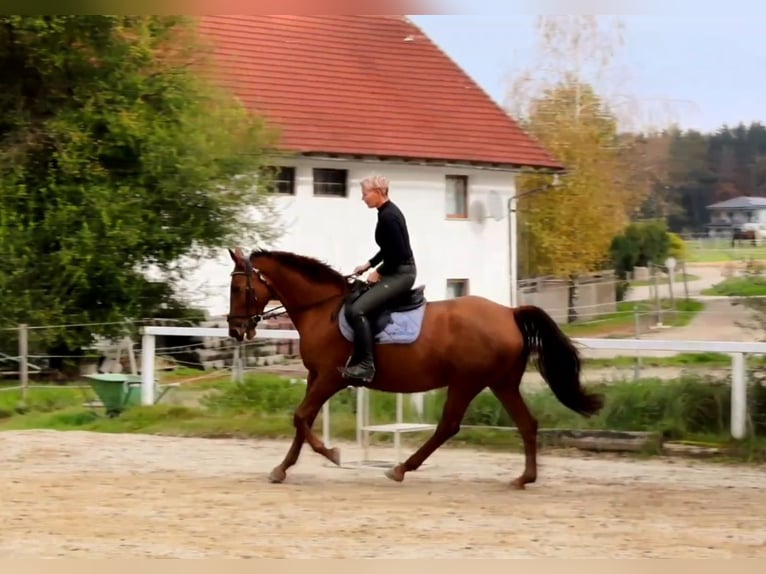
left=361, top=185, right=384, bottom=207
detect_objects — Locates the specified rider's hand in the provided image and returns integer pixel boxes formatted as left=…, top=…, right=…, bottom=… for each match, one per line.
left=353, top=262, right=371, bottom=275
left=368, top=269, right=381, bottom=283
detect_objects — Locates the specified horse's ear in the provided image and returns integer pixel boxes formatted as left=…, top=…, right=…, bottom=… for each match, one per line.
left=229, top=246, right=247, bottom=263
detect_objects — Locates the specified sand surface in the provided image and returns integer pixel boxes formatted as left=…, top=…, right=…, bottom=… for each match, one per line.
left=1, top=429, right=765, bottom=558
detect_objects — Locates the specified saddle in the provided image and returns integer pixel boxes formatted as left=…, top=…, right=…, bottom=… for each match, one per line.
left=343, top=279, right=427, bottom=336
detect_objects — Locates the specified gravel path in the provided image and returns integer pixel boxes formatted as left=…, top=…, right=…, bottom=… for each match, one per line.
left=1, top=430, right=764, bottom=558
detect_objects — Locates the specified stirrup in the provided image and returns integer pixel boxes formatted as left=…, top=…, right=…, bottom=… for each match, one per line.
left=338, top=359, right=376, bottom=383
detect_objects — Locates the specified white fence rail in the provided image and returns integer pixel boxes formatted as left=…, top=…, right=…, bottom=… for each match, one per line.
left=137, top=326, right=765, bottom=442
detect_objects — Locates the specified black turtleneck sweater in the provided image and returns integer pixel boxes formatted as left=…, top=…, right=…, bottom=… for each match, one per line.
left=368, top=200, right=415, bottom=275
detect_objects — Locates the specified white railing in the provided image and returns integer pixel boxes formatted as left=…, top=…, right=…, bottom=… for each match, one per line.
left=139, top=326, right=764, bottom=445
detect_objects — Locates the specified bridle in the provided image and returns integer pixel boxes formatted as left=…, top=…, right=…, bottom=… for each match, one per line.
left=226, top=259, right=362, bottom=332
left=225, top=259, right=280, bottom=331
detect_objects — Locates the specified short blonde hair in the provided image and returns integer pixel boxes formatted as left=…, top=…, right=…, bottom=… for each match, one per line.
left=360, top=174, right=389, bottom=195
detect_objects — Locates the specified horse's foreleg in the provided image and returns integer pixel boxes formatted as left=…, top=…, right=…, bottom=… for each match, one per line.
left=268, top=370, right=315, bottom=483
left=269, top=371, right=345, bottom=483
left=384, top=383, right=481, bottom=483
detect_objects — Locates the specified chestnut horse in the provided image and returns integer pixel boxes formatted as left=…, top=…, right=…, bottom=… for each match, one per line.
left=226, top=247, right=604, bottom=488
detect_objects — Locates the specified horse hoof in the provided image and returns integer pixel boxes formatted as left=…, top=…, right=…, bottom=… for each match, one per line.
left=328, top=447, right=341, bottom=466
left=384, top=465, right=404, bottom=482
left=268, top=467, right=286, bottom=484
left=510, top=475, right=535, bottom=490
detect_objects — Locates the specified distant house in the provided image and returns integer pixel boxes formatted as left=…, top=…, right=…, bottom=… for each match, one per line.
left=705, top=196, right=766, bottom=237
left=182, top=15, right=563, bottom=317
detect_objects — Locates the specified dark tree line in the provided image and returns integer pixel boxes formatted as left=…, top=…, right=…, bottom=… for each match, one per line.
left=636, top=122, right=766, bottom=233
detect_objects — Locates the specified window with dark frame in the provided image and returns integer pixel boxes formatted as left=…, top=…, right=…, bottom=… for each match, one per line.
left=273, top=166, right=296, bottom=194
left=446, top=278, right=469, bottom=299
left=445, top=175, right=468, bottom=218
left=313, top=168, right=348, bottom=197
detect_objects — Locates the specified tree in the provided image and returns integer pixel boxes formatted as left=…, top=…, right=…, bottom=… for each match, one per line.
left=632, top=121, right=766, bottom=233
left=505, top=16, right=677, bottom=320
left=0, top=16, right=282, bottom=361
left=609, top=220, right=672, bottom=300
left=516, top=83, right=631, bottom=273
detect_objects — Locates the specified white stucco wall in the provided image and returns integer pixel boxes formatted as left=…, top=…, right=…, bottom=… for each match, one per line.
left=710, top=207, right=766, bottom=225
left=179, top=157, right=517, bottom=317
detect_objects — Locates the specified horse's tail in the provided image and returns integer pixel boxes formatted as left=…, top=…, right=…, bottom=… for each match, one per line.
left=513, top=305, right=604, bottom=417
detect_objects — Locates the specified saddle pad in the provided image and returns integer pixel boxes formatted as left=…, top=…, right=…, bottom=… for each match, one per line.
left=338, top=304, right=427, bottom=345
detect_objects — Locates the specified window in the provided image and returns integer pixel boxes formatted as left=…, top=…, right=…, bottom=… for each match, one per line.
left=446, top=278, right=469, bottom=299
left=313, top=168, right=347, bottom=197
left=445, top=175, right=468, bottom=218
left=273, top=166, right=295, bottom=194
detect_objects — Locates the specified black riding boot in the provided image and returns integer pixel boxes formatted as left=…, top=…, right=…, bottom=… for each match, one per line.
left=338, top=315, right=376, bottom=383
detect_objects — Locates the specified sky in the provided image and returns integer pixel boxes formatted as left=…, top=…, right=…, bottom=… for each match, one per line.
left=409, top=7, right=766, bottom=134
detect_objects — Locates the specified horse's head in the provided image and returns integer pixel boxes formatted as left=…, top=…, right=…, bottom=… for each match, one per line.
left=226, top=247, right=275, bottom=341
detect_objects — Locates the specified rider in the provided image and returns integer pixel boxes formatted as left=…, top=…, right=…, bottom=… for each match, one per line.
left=338, top=174, right=417, bottom=382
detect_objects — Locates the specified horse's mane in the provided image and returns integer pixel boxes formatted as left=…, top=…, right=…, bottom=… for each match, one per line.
left=249, top=248, right=350, bottom=291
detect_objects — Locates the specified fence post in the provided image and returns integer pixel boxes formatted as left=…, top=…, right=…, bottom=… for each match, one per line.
left=237, top=344, right=245, bottom=383
left=633, top=305, right=641, bottom=380
left=322, top=401, right=330, bottom=448
left=126, top=337, right=138, bottom=375
left=651, top=264, right=663, bottom=327
left=140, top=333, right=156, bottom=405
left=231, top=344, right=240, bottom=382
left=356, top=387, right=364, bottom=450
left=18, top=323, right=28, bottom=404
left=730, top=352, right=747, bottom=439
left=681, top=259, right=690, bottom=301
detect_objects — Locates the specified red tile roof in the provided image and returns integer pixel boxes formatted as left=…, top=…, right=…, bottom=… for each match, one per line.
left=195, top=15, right=563, bottom=170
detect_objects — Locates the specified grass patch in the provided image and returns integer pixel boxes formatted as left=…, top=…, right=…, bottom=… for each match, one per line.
left=702, top=276, right=766, bottom=297
left=0, top=384, right=89, bottom=417
left=561, top=298, right=704, bottom=338
left=629, top=273, right=700, bottom=287
left=583, top=352, right=766, bottom=371
left=583, top=351, right=730, bottom=369
left=685, top=238, right=766, bottom=263
left=2, top=371, right=766, bottom=462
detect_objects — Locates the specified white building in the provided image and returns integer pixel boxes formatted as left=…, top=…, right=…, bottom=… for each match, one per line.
left=184, top=15, right=563, bottom=317
left=706, top=196, right=766, bottom=237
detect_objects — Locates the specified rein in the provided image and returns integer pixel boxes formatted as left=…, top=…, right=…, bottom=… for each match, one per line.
left=226, top=260, right=360, bottom=330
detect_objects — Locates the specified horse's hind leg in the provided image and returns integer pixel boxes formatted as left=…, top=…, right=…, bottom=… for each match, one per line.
left=384, top=383, right=481, bottom=483
left=490, top=371, right=538, bottom=490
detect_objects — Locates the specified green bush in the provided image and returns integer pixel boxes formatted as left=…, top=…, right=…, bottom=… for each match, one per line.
left=667, top=231, right=687, bottom=261
left=201, top=375, right=308, bottom=414
left=703, top=276, right=766, bottom=297
left=609, top=220, right=675, bottom=301
left=199, top=372, right=766, bottom=440
left=4, top=371, right=765, bottom=456
left=0, top=386, right=86, bottom=413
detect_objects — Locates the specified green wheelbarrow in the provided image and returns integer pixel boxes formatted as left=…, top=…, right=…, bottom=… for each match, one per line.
left=83, top=373, right=179, bottom=417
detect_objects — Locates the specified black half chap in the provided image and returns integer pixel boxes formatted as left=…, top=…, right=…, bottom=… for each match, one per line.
left=345, top=265, right=416, bottom=324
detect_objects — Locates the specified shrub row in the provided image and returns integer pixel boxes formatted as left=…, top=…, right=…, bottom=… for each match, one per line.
left=4, top=372, right=765, bottom=443
left=201, top=373, right=766, bottom=439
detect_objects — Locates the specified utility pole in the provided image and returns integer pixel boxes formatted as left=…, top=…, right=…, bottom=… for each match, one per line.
left=509, top=174, right=562, bottom=308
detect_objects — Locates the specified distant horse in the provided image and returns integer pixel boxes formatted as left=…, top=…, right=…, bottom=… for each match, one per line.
left=225, top=247, right=604, bottom=489
left=732, top=228, right=758, bottom=247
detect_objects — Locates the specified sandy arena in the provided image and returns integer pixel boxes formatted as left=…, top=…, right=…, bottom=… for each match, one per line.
left=1, top=429, right=765, bottom=558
